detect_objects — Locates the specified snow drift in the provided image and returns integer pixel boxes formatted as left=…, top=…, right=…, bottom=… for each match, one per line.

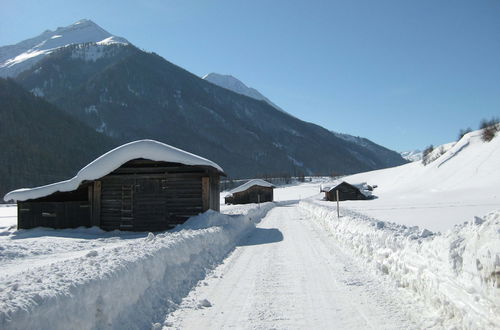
left=0, top=203, right=274, bottom=329
left=300, top=199, right=499, bottom=329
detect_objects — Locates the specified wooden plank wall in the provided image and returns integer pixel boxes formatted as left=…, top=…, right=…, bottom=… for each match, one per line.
left=17, top=201, right=90, bottom=229
left=229, top=186, right=273, bottom=205
left=99, top=172, right=205, bottom=231
left=209, top=175, right=220, bottom=211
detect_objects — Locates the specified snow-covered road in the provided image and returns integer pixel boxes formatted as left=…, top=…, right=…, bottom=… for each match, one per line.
left=164, top=204, right=422, bottom=329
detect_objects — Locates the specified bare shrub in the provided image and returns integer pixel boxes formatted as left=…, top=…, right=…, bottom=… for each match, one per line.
left=480, top=118, right=499, bottom=142
left=422, top=145, right=434, bottom=165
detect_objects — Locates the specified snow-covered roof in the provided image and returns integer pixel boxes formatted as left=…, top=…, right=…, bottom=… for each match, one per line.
left=320, top=181, right=372, bottom=198
left=226, top=179, right=275, bottom=197
left=4, top=140, right=224, bottom=202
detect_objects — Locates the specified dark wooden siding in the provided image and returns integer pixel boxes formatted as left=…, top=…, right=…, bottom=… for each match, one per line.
left=99, top=173, right=204, bottom=231
left=16, top=159, right=222, bottom=231
left=18, top=201, right=90, bottom=229
left=17, top=183, right=91, bottom=229
left=325, top=182, right=368, bottom=201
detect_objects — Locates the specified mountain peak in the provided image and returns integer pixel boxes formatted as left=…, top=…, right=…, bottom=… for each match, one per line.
left=0, top=19, right=128, bottom=78
left=203, top=72, right=285, bottom=113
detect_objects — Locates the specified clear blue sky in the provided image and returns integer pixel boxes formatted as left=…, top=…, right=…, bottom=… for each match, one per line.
left=1, top=0, right=499, bottom=151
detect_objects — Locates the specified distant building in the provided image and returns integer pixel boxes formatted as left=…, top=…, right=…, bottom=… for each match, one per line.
left=320, top=181, right=373, bottom=201
left=4, top=140, right=225, bottom=231
left=224, top=179, right=275, bottom=205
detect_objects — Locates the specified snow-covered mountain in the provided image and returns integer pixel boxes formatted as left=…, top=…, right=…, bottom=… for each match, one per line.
left=0, top=19, right=128, bottom=78
left=2, top=19, right=406, bottom=182
left=202, top=73, right=285, bottom=112
left=400, top=149, right=422, bottom=162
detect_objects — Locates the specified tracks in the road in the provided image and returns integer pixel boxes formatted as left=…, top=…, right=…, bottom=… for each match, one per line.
left=164, top=204, right=422, bottom=329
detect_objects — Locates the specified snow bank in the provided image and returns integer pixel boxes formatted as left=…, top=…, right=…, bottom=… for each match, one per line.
left=0, top=203, right=274, bottom=329
left=299, top=200, right=499, bottom=329
left=4, top=139, right=224, bottom=202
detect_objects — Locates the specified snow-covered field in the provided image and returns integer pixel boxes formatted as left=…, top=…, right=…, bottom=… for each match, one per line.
left=341, top=129, right=500, bottom=232
left=0, top=130, right=498, bottom=329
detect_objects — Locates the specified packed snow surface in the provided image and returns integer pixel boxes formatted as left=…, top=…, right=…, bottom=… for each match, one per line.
left=0, top=19, right=128, bottom=77
left=164, top=204, right=428, bottom=329
left=341, top=129, right=500, bottom=232
left=225, top=179, right=275, bottom=196
left=4, top=140, right=224, bottom=202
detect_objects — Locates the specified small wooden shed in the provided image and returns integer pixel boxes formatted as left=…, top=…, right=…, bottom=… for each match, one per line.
left=4, top=140, right=225, bottom=231
left=224, top=179, right=275, bottom=205
left=321, top=181, right=372, bottom=201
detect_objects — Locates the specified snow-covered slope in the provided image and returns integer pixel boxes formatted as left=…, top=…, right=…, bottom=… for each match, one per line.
left=202, top=73, right=285, bottom=112
left=0, top=19, right=128, bottom=77
left=341, top=129, right=500, bottom=231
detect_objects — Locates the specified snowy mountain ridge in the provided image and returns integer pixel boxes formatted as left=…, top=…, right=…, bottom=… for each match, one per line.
left=202, top=73, right=285, bottom=112
left=400, top=149, right=422, bottom=162
left=0, top=19, right=128, bottom=77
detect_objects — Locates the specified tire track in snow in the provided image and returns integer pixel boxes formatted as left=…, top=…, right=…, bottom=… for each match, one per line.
left=163, top=204, right=424, bottom=329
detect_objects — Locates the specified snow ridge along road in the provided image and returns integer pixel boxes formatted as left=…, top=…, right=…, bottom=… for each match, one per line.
left=0, top=203, right=275, bottom=330
left=300, top=199, right=500, bottom=329
left=164, top=204, right=426, bottom=329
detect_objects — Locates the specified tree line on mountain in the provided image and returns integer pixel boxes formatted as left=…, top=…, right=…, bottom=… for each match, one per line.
left=0, top=78, right=115, bottom=199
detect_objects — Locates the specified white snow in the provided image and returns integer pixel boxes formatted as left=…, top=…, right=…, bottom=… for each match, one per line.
left=84, top=105, right=98, bottom=114
left=225, top=179, right=275, bottom=196
left=0, top=203, right=275, bottom=330
left=0, top=19, right=128, bottom=77
left=299, top=200, right=499, bottom=328
left=338, top=129, right=500, bottom=232
left=0, top=166, right=498, bottom=328
left=400, top=149, right=423, bottom=162
left=4, top=140, right=224, bottom=202
left=30, top=87, right=44, bottom=97
left=70, top=42, right=126, bottom=62
left=0, top=130, right=498, bottom=329
left=163, top=204, right=429, bottom=329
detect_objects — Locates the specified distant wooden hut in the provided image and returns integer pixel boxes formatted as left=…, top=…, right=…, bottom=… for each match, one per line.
left=321, top=181, right=372, bottom=201
left=224, top=179, right=275, bottom=205
left=4, top=140, right=225, bottom=231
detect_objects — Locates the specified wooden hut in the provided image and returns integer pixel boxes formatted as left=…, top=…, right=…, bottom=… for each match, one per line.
left=224, top=179, right=275, bottom=205
left=4, top=140, right=225, bottom=231
left=321, top=181, right=372, bottom=201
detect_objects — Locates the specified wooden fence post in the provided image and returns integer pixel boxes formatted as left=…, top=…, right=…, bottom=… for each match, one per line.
left=336, top=190, right=340, bottom=218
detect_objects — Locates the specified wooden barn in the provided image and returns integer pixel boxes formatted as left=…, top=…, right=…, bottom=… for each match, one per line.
left=321, top=181, right=372, bottom=201
left=224, top=179, right=275, bottom=205
left=4, top=140, right=225, bottom=231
